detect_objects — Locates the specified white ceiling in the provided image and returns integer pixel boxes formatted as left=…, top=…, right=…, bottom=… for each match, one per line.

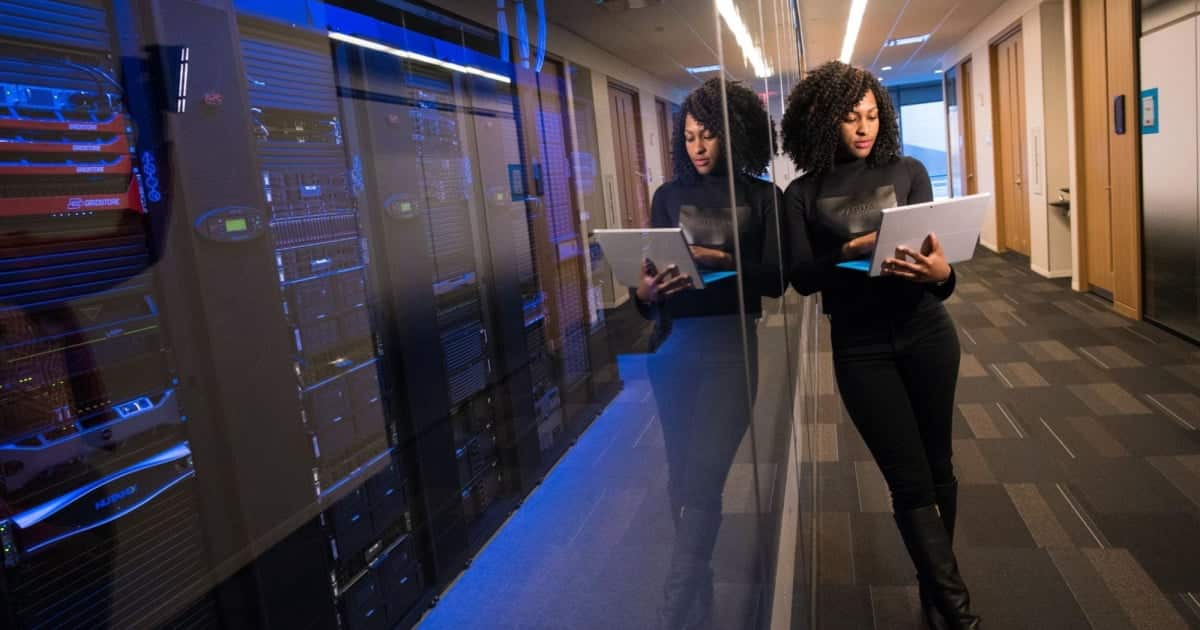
left=539, top=0, right=1012, bottom=94
left=798, top=0, right=1009, bottom=85
left=542, top=0, right=802, bottom=96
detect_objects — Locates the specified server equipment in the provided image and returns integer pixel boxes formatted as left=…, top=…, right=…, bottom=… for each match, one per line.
left=0, top=0, right=623, bottom=627
left=0, top=1, right=214, bottom=628
left=331, top=25, right=510, bottom=580
left=238, top=17, right=426, bottom=628
left=325, top=4, right=621, bottom=620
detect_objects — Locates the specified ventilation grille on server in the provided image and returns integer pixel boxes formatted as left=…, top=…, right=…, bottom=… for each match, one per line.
left=8, top=481, right=211, bottom=630
left=240, top=24, right=339, bottom=115
left=535, top=82, right=590, bottom=388
left=538, top=97, right=578, bottom=246
left=0, top=0, right=111, bottom=52
left=557, top=259, right=590, bottom=385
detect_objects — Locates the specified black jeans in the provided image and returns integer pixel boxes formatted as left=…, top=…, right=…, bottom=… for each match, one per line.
left=648, top=315, right=758, bottom=517
left=647, top=314, right=758, bottom=627
left=830, top=300, right=960, bottom=511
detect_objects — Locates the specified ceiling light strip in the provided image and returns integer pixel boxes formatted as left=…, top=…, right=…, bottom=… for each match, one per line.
left=715, top=0, right=774, bottom=78
left=840, top=0, right=869, bottom=64
left=328, top=31, right=512, bottom=84
left=886, top=34, right=930, bottom=47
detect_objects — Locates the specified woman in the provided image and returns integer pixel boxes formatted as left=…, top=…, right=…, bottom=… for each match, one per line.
left=633, top=77, right=783, bottom=629
left=780, top=61, right=980, bottom=630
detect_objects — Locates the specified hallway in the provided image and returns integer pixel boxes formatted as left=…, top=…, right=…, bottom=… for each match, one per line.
left=812, top=249, right=1200, bottom=629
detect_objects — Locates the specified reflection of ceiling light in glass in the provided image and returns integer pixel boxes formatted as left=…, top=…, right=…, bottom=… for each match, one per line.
left=328, top=32, right=512, bottom=84
left=716, top=0, right=773, bottom=78
left=885, top=34, right=931, bottom=47
left=686, top=65, right=722, bottom=74
left=840, top=0, right=869, bottom=63
left=881, top=66, right=892, bottom=71
left=934, top=69, right=943, bottom=74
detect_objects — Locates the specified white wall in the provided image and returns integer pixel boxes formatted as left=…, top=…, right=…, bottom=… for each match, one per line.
left=1024, top=6, right=1049, bottom=267
left=1064, top=0, right=1081, bottom=289
left=1040, top=2, right=1072, bottom=276
left=938, top=0, right=1077, bottom=278
left=1143, top=0, right=1200, bottom=33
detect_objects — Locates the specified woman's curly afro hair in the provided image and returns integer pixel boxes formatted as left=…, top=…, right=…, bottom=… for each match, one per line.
left=672, top=77, right=774, bottom=181
left=780, top=61, right=901, bottom=175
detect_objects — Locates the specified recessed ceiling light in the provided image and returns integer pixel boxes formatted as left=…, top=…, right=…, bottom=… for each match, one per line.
left=716, top=0, right=774, bottom=77
left=840, top=0, right=869, bottom=64
left=686, top=65, right=722, bottom=75
left=881, top=66, right=893, bottom=71
left=885, top=34, right=931, bottom=47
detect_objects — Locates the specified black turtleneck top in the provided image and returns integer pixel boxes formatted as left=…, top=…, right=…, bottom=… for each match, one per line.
left=783, top=156, right=956, bottom=318
left=635, top=172, right=784, bottom=319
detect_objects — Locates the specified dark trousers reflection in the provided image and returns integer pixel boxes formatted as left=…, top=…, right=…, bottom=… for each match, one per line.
left=647, top=315, right=757, bottom=629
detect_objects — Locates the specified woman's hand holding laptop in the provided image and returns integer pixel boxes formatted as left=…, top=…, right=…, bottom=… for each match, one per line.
left=635, top=259, right=694, bottom=303
left=881, top=233, right=952, bottom=284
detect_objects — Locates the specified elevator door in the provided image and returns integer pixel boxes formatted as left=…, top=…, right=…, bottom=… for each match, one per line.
left=1141, top=16, right=1200, bottom=340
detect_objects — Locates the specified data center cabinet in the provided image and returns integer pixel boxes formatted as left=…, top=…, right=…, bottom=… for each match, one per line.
left=0, top=1, right=221, bottom=627
left=0, top=0, right=619, bottom=628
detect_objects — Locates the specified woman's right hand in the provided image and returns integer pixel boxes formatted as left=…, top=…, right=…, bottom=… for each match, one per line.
left=840, top=231, right=878, bottom=260
left=636, top=259, right=693, bottom=303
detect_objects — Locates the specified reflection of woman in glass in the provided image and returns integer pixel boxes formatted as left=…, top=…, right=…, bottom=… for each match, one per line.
left=781, top=61, right=979, bottom=630
left=633, top=77, right=782, bottom=629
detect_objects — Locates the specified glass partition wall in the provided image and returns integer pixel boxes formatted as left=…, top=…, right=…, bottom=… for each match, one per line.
left=0, top=0, right=819, bottom=628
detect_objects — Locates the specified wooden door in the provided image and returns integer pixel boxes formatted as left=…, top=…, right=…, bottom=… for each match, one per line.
left=1078, top=0, right=1115, bottom=293
left=1067, top=0, right=1142, bottom=314
left=1103, top=0, right=1141, bottom=314
left=656, top=98, right=673, bottom=181
left=608, top=83, right=650, bottom=228
left=961, top=59, right=979, bottom=195
left=992, top=30, right=1031, bottom=255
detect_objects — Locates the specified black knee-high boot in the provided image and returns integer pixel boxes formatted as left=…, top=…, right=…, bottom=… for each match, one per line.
left=659, top=507, right=720, bottom=630
left=921, top=480, right=961, bottom=629
left=895, top=505, right=981, bottom=630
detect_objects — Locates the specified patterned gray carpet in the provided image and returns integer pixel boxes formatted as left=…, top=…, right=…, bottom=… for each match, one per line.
left=420, top=247, right=1200, bottom=629
left=810, top=249, right=1200, bottom=630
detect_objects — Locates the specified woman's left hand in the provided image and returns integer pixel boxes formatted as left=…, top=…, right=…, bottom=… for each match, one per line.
left=690, top=245, right=734, bottom=270
left=882, top=233, right=952, bottom=283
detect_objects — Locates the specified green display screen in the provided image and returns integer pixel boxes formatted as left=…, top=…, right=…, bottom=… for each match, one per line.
left=225, top=218, right=248, bottom=232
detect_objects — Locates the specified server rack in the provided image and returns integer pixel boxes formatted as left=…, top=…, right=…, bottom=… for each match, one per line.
left=330, top=29, right=512, bottom=584
left=0, top=0, right=622, bottom=627
left=0, top=1, right=215, bottom=628
left=237, top=19, right=425, bottom=629
left=327, top=4, right=621, bottom=620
